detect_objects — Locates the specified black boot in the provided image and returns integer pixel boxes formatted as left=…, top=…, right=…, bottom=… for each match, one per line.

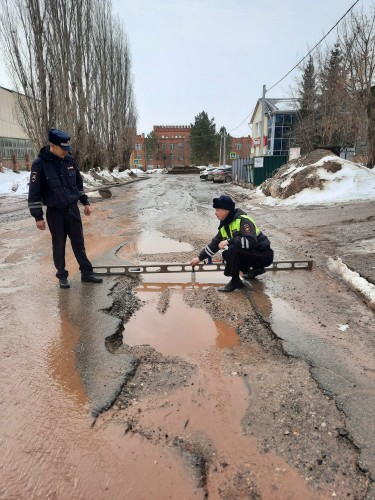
left=81, top=274, right=103, bottom=283
left=59, top=278, right=70, bottom=289
left=242, top=268, right=266, bottom=280
left=218, top=278, right=244, bottom=292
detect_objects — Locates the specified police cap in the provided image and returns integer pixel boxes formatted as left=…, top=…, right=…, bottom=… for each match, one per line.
left=48, top=128, right=72, bottom=151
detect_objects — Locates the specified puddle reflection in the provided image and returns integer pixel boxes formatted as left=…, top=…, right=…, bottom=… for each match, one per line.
left=124, top=290, right=239, bottom=355
left=48, top=291, right=89, bottom=409
left=138, top=230, right=193, bottom=254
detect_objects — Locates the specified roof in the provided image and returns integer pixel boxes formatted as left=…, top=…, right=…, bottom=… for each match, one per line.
left=265, top=98, right=299, bottom=113
left=250, top=97, right=299, bottom=124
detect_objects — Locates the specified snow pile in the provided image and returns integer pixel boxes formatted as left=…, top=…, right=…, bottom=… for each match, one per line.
left=145, top=168, right=167, bottom=174
left=0, top=166, right=143, bottom=197
left=327, top=257, right=375, bottom=310
left=81, top=167, right=136, bottom=188
left=0, top=169, right=31, bottom=196
left=257, top=149, right=375, bottom=206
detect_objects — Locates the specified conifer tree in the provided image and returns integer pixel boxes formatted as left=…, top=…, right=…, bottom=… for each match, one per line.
left=189, top=111, right=218, bottom=165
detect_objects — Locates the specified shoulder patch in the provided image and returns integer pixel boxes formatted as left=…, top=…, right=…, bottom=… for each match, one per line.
left=243, top=223, right=251, bottom=233
left=31, top=172, right=37, bottom=182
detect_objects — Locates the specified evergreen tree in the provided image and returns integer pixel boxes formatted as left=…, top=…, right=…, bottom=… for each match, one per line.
left=189, top=111, right=218, bottom=165
left=292, top=55, right=320, bottom=152
left=144, top=130, right=158, bottom=168
left=300, top=55, right=317, bottom=119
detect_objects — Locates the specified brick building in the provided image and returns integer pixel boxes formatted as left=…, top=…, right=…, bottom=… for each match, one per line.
left=130, top=125, right=191, bottom=170
left=130, top=124, right=251, bottom=170
left=229, top=136, right=251, bottom=160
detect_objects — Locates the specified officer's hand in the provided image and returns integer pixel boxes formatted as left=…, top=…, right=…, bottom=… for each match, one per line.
left=36, top=220, right=46, bottom=230
left=84, top=205, right=92, bottom=216
left=218, top=240, right=229, bottom=249
left=190, top=257, right=200, bottom=267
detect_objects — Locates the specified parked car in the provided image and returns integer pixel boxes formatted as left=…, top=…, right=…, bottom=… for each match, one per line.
left=207, top=166, right=224, bottom=181
left=213, top=166, right=232, bottom=183
left=200, top=167, right=216, bottom=180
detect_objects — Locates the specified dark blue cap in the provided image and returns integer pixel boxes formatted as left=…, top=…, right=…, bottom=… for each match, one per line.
left=213, top=195, right=235, bottom=211
left=48, top=128, right=72, bottom=151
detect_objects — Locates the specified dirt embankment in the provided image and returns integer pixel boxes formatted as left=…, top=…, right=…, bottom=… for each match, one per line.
left=261, top=149, right=343, bottom=199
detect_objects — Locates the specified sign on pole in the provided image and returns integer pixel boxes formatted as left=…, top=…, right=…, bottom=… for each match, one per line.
left=229, top=152, right=236, bottom=159
left=133, top=159, right=139, bottom=165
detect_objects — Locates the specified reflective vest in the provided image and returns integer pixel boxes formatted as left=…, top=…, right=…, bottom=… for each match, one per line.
left=220, top=214, right=260, bottom=239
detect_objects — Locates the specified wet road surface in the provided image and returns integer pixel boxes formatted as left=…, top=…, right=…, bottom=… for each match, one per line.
left=0, top=174, right=374, bottom=498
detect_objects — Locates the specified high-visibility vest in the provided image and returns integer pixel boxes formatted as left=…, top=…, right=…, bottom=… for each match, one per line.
left=219, top=214, right=260, bottom=239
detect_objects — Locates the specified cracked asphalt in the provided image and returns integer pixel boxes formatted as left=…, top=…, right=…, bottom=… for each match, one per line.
left=0, top=174, right=374, bottom=499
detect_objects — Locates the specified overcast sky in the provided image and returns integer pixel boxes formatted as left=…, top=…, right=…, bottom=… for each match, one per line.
left=1, top=0, right=373, bottom=138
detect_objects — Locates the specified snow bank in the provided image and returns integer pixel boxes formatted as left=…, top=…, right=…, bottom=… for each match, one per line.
left=0, top=167, right=140, bottom=197
left=0, top=169, right=30, bottom=196
left=327, top=257, right=375, bottom=310
left=256, top=150, right=375, bottom=206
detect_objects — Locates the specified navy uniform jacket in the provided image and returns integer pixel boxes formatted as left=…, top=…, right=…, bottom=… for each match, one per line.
left=28, top=146, right=89, bottom=221
left=198, top=208, right=272, bottom=261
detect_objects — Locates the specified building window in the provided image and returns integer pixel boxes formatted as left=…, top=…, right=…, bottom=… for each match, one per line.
left=162, top=154, right=167, bottom=160
left=135, top=143, right=142, bottom=150
left=170, top=143, right=175, bottom=150
left=178, top=155, right=183, bottom=161
left=170, top=154, right=174, bottom=160
left=178, top=143, right=184, bottom=149
left=0, top=137, right=34, bottom=160
left=156, top=144, right=160, bottom=149
left=236, top=154, right=241, bottom=159
left=136, top=154, right=142, bottom=160
left=235, top=143, right=242, bottom=150
left=147, top=154, right=153, bottom=161
left=162, top=143, right=166, bottom=150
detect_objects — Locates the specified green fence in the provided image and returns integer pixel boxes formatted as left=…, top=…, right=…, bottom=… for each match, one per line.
left=248, top=155, right=288, bottom=186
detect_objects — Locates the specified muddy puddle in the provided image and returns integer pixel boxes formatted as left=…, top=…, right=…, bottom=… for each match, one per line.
left=124, top=289, right=240, bottom=355
left=115, top=284, right=323, bottom=499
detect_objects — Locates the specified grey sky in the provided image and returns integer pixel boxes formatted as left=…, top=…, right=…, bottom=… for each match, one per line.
left=112, top=0, right=372, bottom=137
left=1, top=0, right=373, bottom=137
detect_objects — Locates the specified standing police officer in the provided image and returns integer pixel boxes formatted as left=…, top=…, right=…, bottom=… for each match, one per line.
left=190, top=195, right=274, bottom=292
left=28, top=128, right=103, bottom=289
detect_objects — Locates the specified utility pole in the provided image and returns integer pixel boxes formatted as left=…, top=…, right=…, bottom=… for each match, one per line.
left=223, top=130, right=227, bottom=165
left=219, top=132, right=222, bottom=166
left=259, top=84, right=266, bottom=156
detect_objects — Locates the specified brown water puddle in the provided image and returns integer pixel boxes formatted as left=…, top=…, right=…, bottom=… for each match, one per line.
left=1, top=198, right=206, bottom=498
left=138, top=229, right=193, bottom=253
left=124, top=290, right=239, bottom=354
left=118, top=347, right=323, bottom=499
left=119, top=286, right=323, bottom=497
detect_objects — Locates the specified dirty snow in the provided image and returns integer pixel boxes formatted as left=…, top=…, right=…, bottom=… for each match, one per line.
left=0, top=169, right=31, bottom=196
left=0, top=167, right=145, bottom=196
left=251, top=154, right=375, bottom=206
left=327, top=257, right=375, bottom=310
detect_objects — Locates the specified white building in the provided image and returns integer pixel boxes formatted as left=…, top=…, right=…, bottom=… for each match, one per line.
left=0, top=86, right=33, bottom=166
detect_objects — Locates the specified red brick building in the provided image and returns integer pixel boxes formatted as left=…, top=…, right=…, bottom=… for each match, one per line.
left=130, top=125, right=191, bottom=170
left=130, top=124, right=251, bottom=170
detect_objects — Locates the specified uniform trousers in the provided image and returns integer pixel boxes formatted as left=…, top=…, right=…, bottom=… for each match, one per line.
left=46, top=204, right=93, bottom=280
left=222, top=245, right=274, bottom=280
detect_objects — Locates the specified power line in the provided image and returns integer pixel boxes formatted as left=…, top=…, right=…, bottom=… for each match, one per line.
left=228, top=0, right=360, bottom=132
left=267, top=0, right=360, bottom=92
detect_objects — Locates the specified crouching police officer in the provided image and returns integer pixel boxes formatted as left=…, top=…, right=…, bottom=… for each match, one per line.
left=28, top=128, right=103, bottom=289
left=190, top=195, right=274, bottom=292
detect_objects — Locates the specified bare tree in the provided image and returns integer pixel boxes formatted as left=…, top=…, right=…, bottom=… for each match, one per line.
left=339, top=4, right=375, bottom=166
left=0, top=0, right=137, bottom=171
